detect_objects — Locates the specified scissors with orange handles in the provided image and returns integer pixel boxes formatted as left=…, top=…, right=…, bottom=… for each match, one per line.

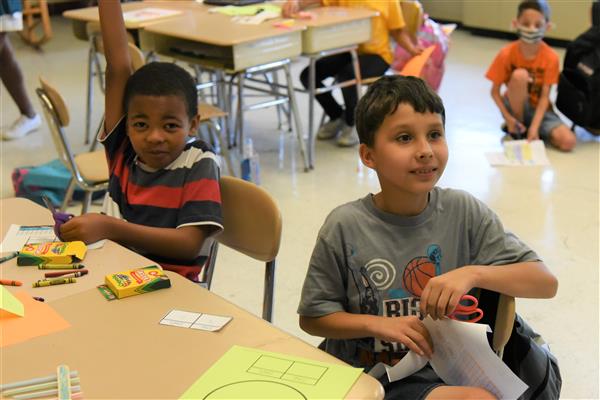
left=448, top=294, right=483, bottom=323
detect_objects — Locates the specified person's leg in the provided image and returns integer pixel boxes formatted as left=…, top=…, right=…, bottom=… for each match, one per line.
left=299, top=53, right=351, bottom=121
left=505, top=68, right=530, bottom=123
left=335, top=54, right=389, bottom=146
left=425, top=386, right=497, bottom=399
left=536, top=108, right=577, bottom=152
left=338, top=54, right=389, bottom=127
left=0, top=33, right=36, bottom=117
left=0, top=33, right=41, bottom=140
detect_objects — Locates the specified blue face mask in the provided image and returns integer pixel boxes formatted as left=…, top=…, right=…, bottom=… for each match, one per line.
left=517, top=25, right=546, bottom=44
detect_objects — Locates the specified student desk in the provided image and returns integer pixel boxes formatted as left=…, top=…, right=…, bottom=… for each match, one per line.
left=0, top=199, right=384, bottom=399
left=295, top=7, right=377, bottom=169
left=0, top=198, right=155, bottom=302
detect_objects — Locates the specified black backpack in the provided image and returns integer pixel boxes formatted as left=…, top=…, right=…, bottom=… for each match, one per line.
left=556, top=28, right=600, bottom=130
left=478, top=290, right=562, bottom=400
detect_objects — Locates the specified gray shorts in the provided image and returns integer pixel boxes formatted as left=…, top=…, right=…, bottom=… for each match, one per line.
left=378, top=365, right=444, bottom=400
left=503, top=97, right=564, bottom=141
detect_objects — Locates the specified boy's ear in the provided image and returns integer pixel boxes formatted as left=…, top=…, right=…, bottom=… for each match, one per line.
left=545, top=21, right=554, bottom=31
left=359, top=143, right=376, bottom=170
left=188, top=114, right=201, bottom=137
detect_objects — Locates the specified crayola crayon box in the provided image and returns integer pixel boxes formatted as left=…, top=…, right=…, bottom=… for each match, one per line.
left=105, top=266, right=171, bottom=299
left=17, top=241, right=87, bottom=266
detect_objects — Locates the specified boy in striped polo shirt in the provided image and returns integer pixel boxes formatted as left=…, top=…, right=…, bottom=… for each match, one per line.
left=59, top=0, right=223, bottom=281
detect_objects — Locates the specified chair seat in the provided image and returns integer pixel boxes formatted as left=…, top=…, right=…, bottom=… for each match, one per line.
left=74, top=151, right=109, bottom=183
left=198, top=103, right=227, bottom=122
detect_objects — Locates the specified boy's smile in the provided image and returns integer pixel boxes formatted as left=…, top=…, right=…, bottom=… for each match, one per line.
left=360, top=103, right=448, bottom=215
left=126, top=94, right=199, bottom=169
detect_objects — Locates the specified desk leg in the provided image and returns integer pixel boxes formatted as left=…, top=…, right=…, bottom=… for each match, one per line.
left=284, top=64, right=309, bottom=172
left=235, top=73, right=245, bottom=154
left=308, top=57, right=316, bottom=169
left=350, top=49, right=362, bottom=101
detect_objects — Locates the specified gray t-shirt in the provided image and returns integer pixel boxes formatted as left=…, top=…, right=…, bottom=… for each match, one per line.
left=298, top=187, right=540, bottom=368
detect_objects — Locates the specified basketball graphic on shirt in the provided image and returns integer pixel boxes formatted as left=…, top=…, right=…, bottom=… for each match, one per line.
left=402, top=256, right=436, bottom=297
left=364, top=258, right=396, bottom=290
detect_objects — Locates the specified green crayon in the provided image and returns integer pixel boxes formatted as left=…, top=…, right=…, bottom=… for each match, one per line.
left=32, top=277, right=77, bottom=287
left=38, top=264, right=85, bottom=270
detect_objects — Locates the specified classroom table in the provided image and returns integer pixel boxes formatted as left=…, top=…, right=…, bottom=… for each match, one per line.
left=0, top=198, right=384, bottom=399
left=0, top=198, right=154, bottom=301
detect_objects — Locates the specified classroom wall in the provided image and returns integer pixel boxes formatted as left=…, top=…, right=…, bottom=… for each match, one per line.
left=420, top=0, right=592, bottom=41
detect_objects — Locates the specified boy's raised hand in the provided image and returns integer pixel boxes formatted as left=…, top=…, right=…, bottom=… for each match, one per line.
left=419, top=266, right=478, bottom=320
left=374, top=315, right=433, bottom=358
left=59, top=213, right=112, bottom=244
left=282, top=0, right=300, bottom=18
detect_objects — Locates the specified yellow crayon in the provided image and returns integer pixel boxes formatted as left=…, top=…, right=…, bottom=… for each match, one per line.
left=38, top=264, right=85, bottom=270
left=32, top=277, right=77, bottom=287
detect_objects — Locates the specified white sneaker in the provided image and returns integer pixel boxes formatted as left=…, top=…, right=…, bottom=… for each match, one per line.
left=336, top=123, right=359, bottom=147
left=1, top=114, right=42, bottom=140
left=316, top=117, right=344, bottom=140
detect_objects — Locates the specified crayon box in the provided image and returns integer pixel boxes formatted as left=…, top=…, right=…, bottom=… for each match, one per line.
left=105, top=266, right=171, bottom=299
left=17, top=241, right=87, bottom=266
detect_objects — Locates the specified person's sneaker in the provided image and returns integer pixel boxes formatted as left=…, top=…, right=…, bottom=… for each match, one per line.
left=336, top=123, right=359, bottom=147
left=1, top=114, right=42, bottom=140
left=316, top=117, right=344, bottom=140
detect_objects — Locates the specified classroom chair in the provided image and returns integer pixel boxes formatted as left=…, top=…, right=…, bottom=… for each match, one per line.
left=476, top=289, right=516, bottom=358
left=19, top=0, right=52, bottom=48
left=35, top=77, right=109, bottom=215
left=200, top=176, right=282, bottom=322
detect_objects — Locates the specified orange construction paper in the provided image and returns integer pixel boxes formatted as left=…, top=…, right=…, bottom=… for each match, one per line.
left=400, top=45, right=436, bottom=78
left=0, top=292, right=70, bottom=347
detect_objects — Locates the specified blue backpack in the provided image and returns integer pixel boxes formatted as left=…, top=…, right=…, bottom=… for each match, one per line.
left=12, top=159, right=105, bottom=207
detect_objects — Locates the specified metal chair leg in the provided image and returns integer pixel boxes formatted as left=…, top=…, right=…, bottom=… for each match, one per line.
left=284, top=64, right=310, bottom=172
left=263, top=260, right=276, bottom=322
left=61, top=178, right=76, bottom=212
left=81, top=191, right=92, bottom=215
left=85, top=41, right=95, bottom=145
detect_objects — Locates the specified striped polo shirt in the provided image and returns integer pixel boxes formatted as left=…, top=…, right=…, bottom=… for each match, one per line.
left=100, top=117, right=223, bottom=281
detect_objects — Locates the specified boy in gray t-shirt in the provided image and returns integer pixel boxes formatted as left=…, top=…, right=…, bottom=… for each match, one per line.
left=298, top=76, right=558, bottom=400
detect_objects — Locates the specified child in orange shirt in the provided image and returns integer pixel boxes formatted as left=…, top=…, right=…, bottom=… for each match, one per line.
left=485, top=0, right=576, bottom=151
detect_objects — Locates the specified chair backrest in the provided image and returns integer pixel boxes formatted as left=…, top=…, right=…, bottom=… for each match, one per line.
left=476, top=289, right=516, bottom=357
left=400, top=0, right=424, bottom=41
left=86, top=22, right=145, bottom=71
left=36, top=77, right=79, bottom=176
left=201, top=176, right=282, bottom=322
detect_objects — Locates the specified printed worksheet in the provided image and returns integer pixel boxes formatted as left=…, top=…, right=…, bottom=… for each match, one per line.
left=485, top=140, right=550, bottom=167
left=0, top=225, right=56, bottom=252
left=370, top=317, right=528, bottom=400
left=160, top=309, right=232, bottom=332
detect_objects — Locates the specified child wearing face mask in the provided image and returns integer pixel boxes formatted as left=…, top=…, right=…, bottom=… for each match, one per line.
left=485, top=0, right=576, bottom=151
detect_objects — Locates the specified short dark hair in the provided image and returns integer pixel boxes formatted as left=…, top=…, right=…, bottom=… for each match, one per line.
left=123, top=62, right=198, bottom=119
left=355, top=76, right=445, bottom=147
left=593, top=0, right=599, bottom=27
left=517, top=0, right=551, bottom=21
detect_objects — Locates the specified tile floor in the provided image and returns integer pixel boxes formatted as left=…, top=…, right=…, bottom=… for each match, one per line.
left=0, top=15, right=598, bottom=399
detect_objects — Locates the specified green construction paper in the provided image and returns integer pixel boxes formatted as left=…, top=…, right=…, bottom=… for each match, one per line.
left=0, top=286, right=24, bottom=317
left=211, top=4, right=281, bottom=16
left=180, top=345, right=362, bottom=399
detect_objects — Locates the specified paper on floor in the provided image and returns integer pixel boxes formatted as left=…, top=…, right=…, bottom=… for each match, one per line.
left=486, top=139, right=550, bottom=166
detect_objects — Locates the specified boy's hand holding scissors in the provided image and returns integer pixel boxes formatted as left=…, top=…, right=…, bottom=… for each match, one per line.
left=419, top=266, right=482, bottom=321
left=60, top=213, right=113, bottom=244
left=41, top=196, right=74, bottom=240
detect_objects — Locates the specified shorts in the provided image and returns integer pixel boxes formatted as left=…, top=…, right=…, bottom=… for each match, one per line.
left=502, top=97, right=564, bottom=141
left=378, top=365, right=444, bottom=400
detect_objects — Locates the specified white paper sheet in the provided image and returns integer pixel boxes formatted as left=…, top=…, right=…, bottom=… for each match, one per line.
left=369, top=318, right=528, bottom=400
left=0, top=224, right=57, bottom=252
left=0, top=224, right=105, bottom=253
left=485, top=140, right=550, bottom=166
left=160, top=309, right=232, bottom=332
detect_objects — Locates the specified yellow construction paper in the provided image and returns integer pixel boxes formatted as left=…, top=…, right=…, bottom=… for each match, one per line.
left=0, top=285, right=24, bottom=317
left=180, top=345, right=362, bottom=399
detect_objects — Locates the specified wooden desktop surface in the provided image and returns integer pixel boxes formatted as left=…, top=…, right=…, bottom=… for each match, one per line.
left=0, top=199, right=384, bottom=399
left=298, top=6, right=378, bottom=28
left=62, top=1, right=206, bottom=29
left=0, top=198, right=159, bottom=302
